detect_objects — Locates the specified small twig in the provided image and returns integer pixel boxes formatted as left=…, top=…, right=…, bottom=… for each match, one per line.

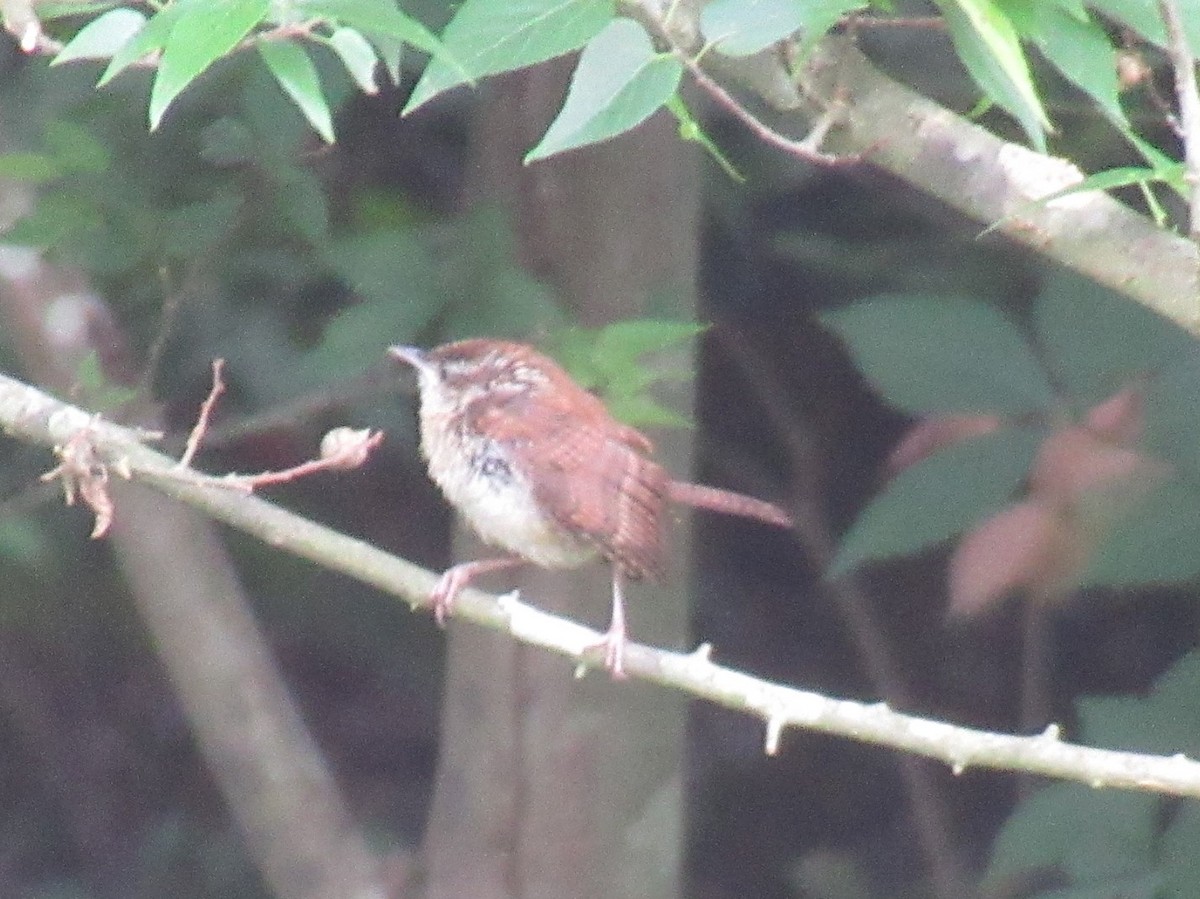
left=845, top=15, right=946, bottom=30
left=1158, top=0, right=1200, bottom=240
left=170, top=362, right=384, bottom=490
left=17, top=13, right=322, bottom=62
left=138, top=267, right=186, bottom=399
left=222, top=427, right=384, bottom=489
left=48, top=358, right=384, bottom=527
left=193, top=363, right=397, bottom=452
left=680, top=53, right=860, bottom=166
left=630, top=0, right=862, bottom=166
left=177, top=358, right=225, bottom=470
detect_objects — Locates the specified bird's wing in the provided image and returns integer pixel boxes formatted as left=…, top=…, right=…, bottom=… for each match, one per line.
left=469, top=388, right=668, bottom=579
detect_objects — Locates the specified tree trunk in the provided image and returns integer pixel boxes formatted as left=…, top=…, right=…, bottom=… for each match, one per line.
left=421, top=61, right=699, bottom=899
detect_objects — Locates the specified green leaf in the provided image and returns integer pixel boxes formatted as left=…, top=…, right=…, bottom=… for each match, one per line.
left=98, top=3, right=180, bottom=86
left=149, top=0, right=270, bottom=130
left=297, top=0, right=447, bottom=58
left=1078, top=480, right=1200, bottom=589
left=699, top=0, right=862, bottom=57
left=43, top=120, right=110, bottom=173
left=304, top=229, right=443, bottom=385
left=982, top=783, right=1159, bottom=889
left=0, top=153, right=63, bottom=182
left=1032, top=270, right=1197, bottom=406
left=271, top=165, right=330, bottom=240
left=549, top=319, right=701, bottom=428
left=5, top=190, right=100, bottom=247
left=829, top=425, right=1044, bottom=576
left=74, top=350, right=139, bottom=410
left=936, top=0, right=1049, bottom=150
left=1024, top=3, right=1126, bottom=127
left=699, top=0, right=805, bottom=56
left=257, top=40, right=335, bottom=143
left=987, top=649, right=1200, bottom=893
left=821, top=295, right=1055, bottom=416
left=326, top=228, right=438, bottom=313
left=200, top=117, right=257, bottom=165
left=329, top=27, right=380, bottom=94
left=404, top=0, right=615, bottom=114
left=52, top=7, right=146, bottom=65
left=161, top=194, right=244, bottom=257
left=452, top=261, right=565, bottom=338
left=1162, top=804, right=1200, bottom=895
left=1085, top=0, right=1167, bottom=48
left=979, top=162, right=1188, bottom=237
left=525, top=19, right=682, bottom=162
left=241, top=64, right=335, bottom=156
left=607, top=393, right=692, bottom=429
left=1144, top=355, right=1200, bottom=477
left=1044, top=164, right=1186, bottom=201
left=666, top=95, right=744, bottom=182
left=1078, top=653, right=1200, bottom=755
left=366, top=29, right=403, bottom=84
left=1122, top=130, right=1189, bottom=196
left=590, top=319, right=703, bottom=382
left=426, top=207, right=567, bottom=339
left=548, top=319, right=702, bottom=391
left=39, top=1, right=121, bottom=18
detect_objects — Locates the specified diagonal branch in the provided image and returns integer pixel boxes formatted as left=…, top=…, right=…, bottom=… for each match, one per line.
left=799, top=36, right=1200, bottom=330
left=634, top=0, right=1200, bottom=332
left=6, top=371, right=1200, bottom=799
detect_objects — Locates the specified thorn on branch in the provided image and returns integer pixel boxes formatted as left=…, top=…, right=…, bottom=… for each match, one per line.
left=764, top=714, right=785, bottom=756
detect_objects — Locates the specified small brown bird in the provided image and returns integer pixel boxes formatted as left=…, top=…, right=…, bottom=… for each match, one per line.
left=390, top=339, right=791, bottom=677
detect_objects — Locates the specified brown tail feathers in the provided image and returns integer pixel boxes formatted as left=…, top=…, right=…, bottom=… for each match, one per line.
left=668, top=481, right=792, bottom=529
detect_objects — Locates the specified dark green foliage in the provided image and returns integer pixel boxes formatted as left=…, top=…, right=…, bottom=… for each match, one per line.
left=822, top=295, right=1056, bottom=417
left=829, top=425, right=1045, bottom=576
left=985, top=653, right=1200, bottom=897
left=826, top=278, right=1200, bottom=584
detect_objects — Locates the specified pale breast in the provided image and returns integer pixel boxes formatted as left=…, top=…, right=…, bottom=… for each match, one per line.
left=420, top=411, right=597, bottom=569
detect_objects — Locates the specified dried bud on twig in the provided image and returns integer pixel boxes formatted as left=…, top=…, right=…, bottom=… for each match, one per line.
left=40, top=419, right=130, bottom=538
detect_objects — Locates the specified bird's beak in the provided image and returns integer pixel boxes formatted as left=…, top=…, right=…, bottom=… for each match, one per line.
left=388, top=345, right=433, bottom=377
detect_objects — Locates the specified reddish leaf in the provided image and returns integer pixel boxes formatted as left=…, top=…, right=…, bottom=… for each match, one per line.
left=887, top=414, right=1004, bottom=476
left=1028, top=425, right=1156, bottom=504
left=1084, top=383, right=1144, bottom=444
left=948, top=500, right=1071, bottom=615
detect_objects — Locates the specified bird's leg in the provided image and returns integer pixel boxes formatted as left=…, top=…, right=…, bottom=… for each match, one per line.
left=592, top=567, right=629, bottom=679
left=430, top=556, right=526, bottom=625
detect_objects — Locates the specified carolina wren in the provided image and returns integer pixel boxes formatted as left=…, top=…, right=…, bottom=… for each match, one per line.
left=389, top=339, right=791, bottom=677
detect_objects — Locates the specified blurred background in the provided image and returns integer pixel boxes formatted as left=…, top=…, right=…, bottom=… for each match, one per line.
left=0, top=3, right=1194, bottom=898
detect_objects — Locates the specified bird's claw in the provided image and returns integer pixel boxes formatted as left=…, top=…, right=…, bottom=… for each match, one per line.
left=430, top=569, right=467, bottom=627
